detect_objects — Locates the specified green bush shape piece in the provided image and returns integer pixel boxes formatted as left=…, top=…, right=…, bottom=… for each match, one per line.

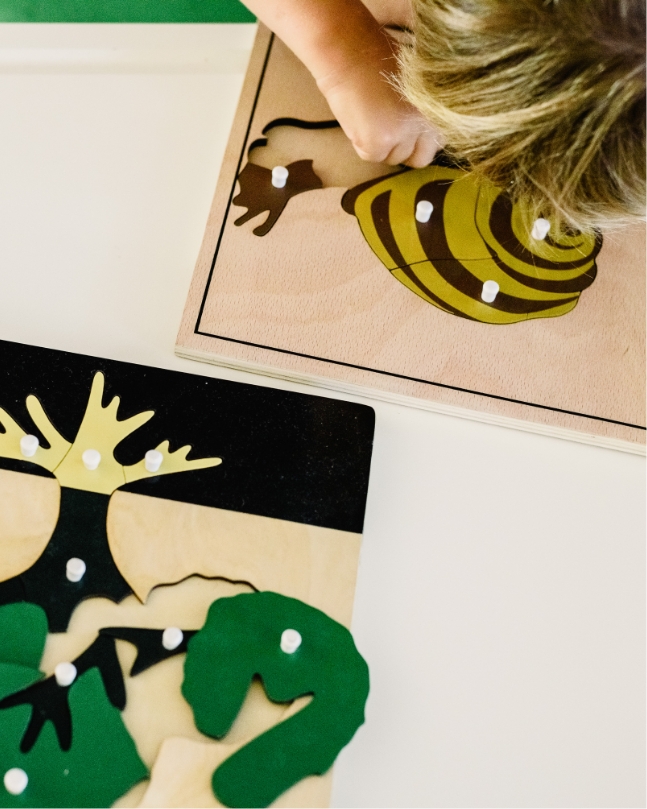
left=0, top=668, right=147, bottom=808
left=0, top=663, right=43, bottom=702
left=0, top=604, right=48, bottom=670
left=182, top=591, right=370, bottom=808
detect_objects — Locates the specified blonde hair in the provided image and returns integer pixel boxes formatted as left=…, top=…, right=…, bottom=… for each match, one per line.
left=398, top=0, right=646, bottom=233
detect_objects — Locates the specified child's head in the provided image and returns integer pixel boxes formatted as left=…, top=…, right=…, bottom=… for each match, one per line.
left=398, top=0, right=646, bottom=233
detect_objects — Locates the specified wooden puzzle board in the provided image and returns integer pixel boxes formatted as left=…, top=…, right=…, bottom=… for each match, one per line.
left=177, top=25, right=646, bottom=454
left=0, top=340, right=374, bottom=808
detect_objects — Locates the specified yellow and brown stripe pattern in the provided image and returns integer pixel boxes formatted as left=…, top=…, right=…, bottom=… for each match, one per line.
left=341, top=165, right=602, bottom=324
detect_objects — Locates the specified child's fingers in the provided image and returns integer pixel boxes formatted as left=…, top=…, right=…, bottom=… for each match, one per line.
left=404, top=131, right=443, bottom=169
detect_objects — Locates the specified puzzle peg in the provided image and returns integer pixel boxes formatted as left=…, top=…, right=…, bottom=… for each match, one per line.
left=531, top=218, right=551, bottom=240
left=415, top=200, right=434, bottom=223
left=481, top=280, right=500, bottom=303
left=54, top=662, right=77, bottom=687
left=19, top=434, right=39, bottom=458
left=271, top=166, right=289, bottom=188
left=66, top=557, right=86, bottom=583
left=4, top=768, right=28, bottom=796
left=280, top=628, right=302, bottom=654
left=144, top=449, right=163, bottom=473
left=82, top=449, right=101, bottom=470
left=162, top=627, right=184, bottom=651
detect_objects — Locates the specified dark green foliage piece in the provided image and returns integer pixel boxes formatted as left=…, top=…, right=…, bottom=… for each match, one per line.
left=0, top=634, right=126, bottom=753
left=182, top=592, right=370, bottom=808
left=0, top=604, right=47, bottom=670
left=0, top=664, right=43, bottom=703
left=0, top=669, right=147, bottom=808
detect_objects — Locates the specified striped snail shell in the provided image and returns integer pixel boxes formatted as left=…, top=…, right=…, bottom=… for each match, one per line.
left=341, top=165, right=602, bottom=325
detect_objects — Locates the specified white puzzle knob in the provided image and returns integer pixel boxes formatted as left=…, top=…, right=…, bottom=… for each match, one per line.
left=4, top=768, right=28, bottom=795
left=162, top=627, right=184, bottom=651
left=481, top=280, right=500, bottom=303
left=415, top=200, right=434, bottom=223
left=66, top=557, right=86, bottom=583
left=280, top=629, right=302, bottom=654
left=82, top=449, right=101, bottom=470
left=144, top=449, right=163, bottom=473
left=531, top=218, right=550, bottom=240
left=271, top=166, right=289, bottom=188
left=19, top=434, right=39, bottom=458
left=54, top=662, right=77, bottom=687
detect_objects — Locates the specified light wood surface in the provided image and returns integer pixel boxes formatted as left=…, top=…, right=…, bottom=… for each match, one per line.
left=177, top=26, right=646, bottom=453
left=107, top=490, right=362, bottom=628
left=0, top=468, right=59, bottom=581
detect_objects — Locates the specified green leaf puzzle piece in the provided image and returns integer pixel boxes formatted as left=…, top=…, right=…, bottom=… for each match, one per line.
left=182, top=591, right=370, bottom=808
left=0, top=604, right=46, bottom=704
left=0, top=664, right=43, bottom=702
left=0, top=604, right=48, bottom=670
left=0, top=668, right=147, bottom=808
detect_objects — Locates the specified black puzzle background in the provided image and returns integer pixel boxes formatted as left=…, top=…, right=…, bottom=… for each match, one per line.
left=0, top=340, right=375, bottom=533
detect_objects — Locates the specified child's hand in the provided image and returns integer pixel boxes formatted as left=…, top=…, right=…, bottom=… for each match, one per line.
left=241, top=0, right=441, bottom=167
left=319, top=57, right=443, bottom=168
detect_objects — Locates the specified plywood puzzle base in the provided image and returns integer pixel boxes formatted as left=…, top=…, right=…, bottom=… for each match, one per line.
left=0, top=340, right=374, bottom=808
left=178, top=25, right=646, bottom=454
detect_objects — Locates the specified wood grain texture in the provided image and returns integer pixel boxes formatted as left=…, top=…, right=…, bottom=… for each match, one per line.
left=0, top=469, right=59, bottom=581
left=178, top=26, right=646, bottom=452
left=107, top=490, right=362, bottom=629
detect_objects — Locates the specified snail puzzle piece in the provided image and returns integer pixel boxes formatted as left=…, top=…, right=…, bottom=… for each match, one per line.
left=232, top=121, right=602, bottom=325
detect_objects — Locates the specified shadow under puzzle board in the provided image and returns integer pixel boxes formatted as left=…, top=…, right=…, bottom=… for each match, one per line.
left=177, top=24, right=646, bottom=455
left=0, top=338, right=374, bottom=808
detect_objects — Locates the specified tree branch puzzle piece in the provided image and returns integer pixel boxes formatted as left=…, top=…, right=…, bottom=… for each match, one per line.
left=52, top=372, right=153, bottom=494
left=123, top=440, right=221, bottom=486
left=0, top=370, right=222, bottom=496
left=0, top=634, right=125, bottom=753
left=0, top=669, right=147, bottom=808
left=0, top=402, right=70, bottom=473
left=182, top=592, right=369, bottom=808
left=99, top=627, right=197, bottom=677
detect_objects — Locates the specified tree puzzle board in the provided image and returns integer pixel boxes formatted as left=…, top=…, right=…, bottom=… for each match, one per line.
left=177, top=24, right=646, bottom=454
left=0, top=338, right=374, bottom=808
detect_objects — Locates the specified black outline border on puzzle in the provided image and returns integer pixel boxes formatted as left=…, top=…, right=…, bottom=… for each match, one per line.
left=194, top=33, right=645, bottom=434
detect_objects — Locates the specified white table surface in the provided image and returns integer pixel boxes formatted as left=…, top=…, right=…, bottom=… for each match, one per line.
left=0, top=24, right=644, bottom=808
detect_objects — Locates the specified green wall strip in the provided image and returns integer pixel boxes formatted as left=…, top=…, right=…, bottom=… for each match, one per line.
left=0, top=0, right=255, bottom=23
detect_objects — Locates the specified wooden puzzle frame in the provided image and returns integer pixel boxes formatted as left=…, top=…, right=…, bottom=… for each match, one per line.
left=178, top=25, right=646, bottom=454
